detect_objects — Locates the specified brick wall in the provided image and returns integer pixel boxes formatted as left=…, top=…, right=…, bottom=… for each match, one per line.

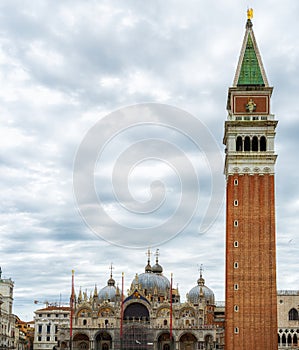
left=225, top=174, right=278, bottom=349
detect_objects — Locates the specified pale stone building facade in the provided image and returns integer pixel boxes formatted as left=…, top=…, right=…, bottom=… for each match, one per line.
left=33, top=306, right=70, bottom=350
left=0, top=267, right=25, bottom=350
left=277, top=291, right=299, bottom=348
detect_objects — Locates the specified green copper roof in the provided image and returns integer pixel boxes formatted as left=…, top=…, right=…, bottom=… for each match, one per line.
left=237, top=33, right=265, bottom=86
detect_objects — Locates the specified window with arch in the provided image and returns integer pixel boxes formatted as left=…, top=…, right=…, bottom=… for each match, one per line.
left=289, top=308, right=299, bottom=321
left=244, top=136, right=250, bottom=151
left=281, top=334, right=286, bottom=346
left=252, top=136, right=258, bottom=151
left=293, top=334, right=298, bottom=346
left=287, top=334, right=292, bottom=346
left=236, top=136, right=243, bottom=151
left=236, top=135, right=267, bottom=152
left=260, top=136, right=267, bottom=151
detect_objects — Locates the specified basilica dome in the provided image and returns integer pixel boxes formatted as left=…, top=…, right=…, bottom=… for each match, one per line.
left=135, top=272, right=170, bottom=296
left=188, top=272, right=215, bottom=305
left=131, top=250, right=170, bottom=297
left=98, top=275, right=117, bottom=302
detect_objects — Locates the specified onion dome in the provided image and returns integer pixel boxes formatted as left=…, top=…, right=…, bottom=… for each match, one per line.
left=152, top=263, right=163, bottom=273
left=107, top=275, right=115, bottom=286
left=152, top=260, right=163, bottom=274
left=188, top=267, right=215, bottom=305
left=152, top=248, right=163, bottom=274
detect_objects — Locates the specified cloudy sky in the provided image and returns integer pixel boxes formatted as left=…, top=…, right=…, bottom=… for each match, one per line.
left=0, top=0, right=299, bottom=320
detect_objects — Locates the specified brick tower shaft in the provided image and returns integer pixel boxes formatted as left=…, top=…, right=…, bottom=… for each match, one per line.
left=225, top=174, right=277, bottom=349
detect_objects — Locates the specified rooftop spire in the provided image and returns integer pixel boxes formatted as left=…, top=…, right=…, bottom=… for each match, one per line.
left=145, top=248, right=152, bottom=273
left=93, top=284, right=98, bottom=298
left=233, top=9, right=269, bottom=87
left=199, top=264, right=203, bottom=279
left=155, top=248, right=159, bottom=264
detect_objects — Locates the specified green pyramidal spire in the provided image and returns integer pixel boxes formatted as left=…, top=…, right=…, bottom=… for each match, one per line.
left=237, top=33, right=264, bottom=85
left=233, top=17, right=268, bottom=87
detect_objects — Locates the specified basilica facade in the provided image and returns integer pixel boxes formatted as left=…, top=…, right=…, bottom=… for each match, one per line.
left=55, top=251, right=224, bottom=350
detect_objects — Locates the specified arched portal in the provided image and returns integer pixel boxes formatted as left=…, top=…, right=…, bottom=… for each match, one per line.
left=204, top=334, right=214, bottom=350
left=179, top=333, right=197, bottom=350
left=73, top=334, right=89, bottom=350
left=95, top=332, right=112, bottom=350
left=157, top=332, right=174, bottom=350
left=122, top=323, right=153, bottom=350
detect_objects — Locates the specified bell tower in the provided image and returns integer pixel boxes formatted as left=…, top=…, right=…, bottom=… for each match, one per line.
left=223, top=10, right=278, bottom=350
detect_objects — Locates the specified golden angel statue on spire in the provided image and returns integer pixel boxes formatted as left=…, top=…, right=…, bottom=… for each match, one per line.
left=247, top=8, right=254, bottom=20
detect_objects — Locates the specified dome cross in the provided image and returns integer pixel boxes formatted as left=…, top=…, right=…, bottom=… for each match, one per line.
left=109, top=262, right=114, bottom=278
